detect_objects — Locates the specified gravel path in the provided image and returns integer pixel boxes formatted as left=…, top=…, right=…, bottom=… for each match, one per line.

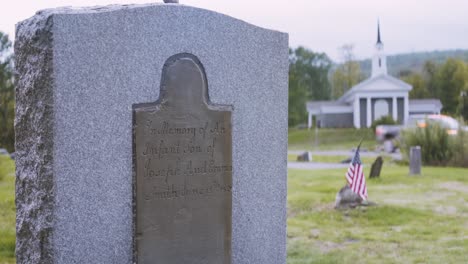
left=288, top=149, right=402, bottom=160
left=287, top=149, right=401, bottom=170
left=288, top=161, right=349, bottom=170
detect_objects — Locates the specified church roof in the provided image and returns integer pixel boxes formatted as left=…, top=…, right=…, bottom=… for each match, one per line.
left=338, top=74, right=412, bottom=103
left=409, top=99, right=442, bottom=108
left=306, top=101, right=348, bottom=109
left=409, top=99, right=443, bottom=114
left=306, top=100, right=352, bottom=114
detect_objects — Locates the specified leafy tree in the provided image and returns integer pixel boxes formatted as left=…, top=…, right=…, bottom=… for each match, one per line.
left=404, top=72, right=429, bottom=99
left=288, top=47, right=332, bottom=126
left=400, top=59, right=468, bottom=120
left=0, top=31, right=14, bottom=152
left=289, top=46, right=332, bottom=101
left=460, top=89, right=468, bottom=121
left=435, top=58, right=468, bottom=115
left=422, top=60, right=439, bottom=98
left=288, top=48, right=308, bottom=126
left=397, top=69, right=413, bottom=78
left=331, top=44, right=362, bottom=99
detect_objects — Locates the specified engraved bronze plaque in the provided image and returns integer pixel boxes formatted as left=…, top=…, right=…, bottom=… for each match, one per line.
left=133, top=53, right=232, bottom=263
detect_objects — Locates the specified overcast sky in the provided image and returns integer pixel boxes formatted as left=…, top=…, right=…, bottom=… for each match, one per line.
left=1, top=0, right=468, bottom=61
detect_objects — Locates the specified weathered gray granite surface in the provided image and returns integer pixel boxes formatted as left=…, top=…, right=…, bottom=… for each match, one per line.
left=15, top=3, right=288, bottom=264
left=15, top=11, right=54, bottom=264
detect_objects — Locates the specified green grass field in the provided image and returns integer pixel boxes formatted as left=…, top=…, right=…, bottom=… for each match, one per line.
left=288, top=166, right=468, bottom=263
left=1, top=136, right=467, bottom=263
left=0, top=156, right=15, bottom=264
left=289, top=128, right=376, bottom=151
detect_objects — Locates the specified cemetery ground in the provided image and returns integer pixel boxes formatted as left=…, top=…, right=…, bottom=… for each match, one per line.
left=289, top=128, right=376, bottom=151
left=287, top=166, right=468, bottom=264
left=0, top=156, right=14, bottom=264
left=1, top=131, right=467, bottom=263
left=288, top=128, right=468, bottom=263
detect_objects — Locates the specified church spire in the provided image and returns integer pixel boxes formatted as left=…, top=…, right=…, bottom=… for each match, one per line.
left=377, top=20, right=382, bottom=44
left=372, top=20, right=387, bottom=77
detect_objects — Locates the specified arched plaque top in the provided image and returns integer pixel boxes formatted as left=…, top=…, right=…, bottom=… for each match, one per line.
left=133, top=54, right=233, bottom=263
left=159, top=53, right=209, bottom=110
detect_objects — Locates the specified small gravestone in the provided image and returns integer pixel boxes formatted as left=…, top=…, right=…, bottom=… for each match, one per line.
left=334, top=185, right=362, bottom=209
left=15, top=3, right=288, bottom=264
left=340, top=157, right=352, bottom=164
left=409, top=146, right=422, bottom=175
left=383, top=140, right=394, bottom=153
left=335, top=185, right=376, bottom=209
left=369, top=156, right=383, bottom=178
left=297, top=151, right=312, bottom=162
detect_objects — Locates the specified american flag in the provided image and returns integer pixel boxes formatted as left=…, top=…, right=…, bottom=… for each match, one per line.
left=345, top=146, right=368, bottom=200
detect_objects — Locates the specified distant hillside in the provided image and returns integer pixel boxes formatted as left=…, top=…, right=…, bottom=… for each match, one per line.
left=358, top=49, right=468, bottom=78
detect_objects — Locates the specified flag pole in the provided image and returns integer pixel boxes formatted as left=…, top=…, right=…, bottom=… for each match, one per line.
left=344, top=136, right=368, bottom=200
left=356, top=136, right=365, bottom=152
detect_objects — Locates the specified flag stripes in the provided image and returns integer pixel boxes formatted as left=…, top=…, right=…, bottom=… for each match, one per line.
left=345, top=148, right=368, bottom=200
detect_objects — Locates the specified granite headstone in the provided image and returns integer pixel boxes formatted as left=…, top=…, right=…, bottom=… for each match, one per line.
left=409, top=146, right=422, bottom=175
left=15, top=3, right=288, bottom=264
left=369, top=156, right=383, bottom=179
left=296, top=151, right=312, bottom=162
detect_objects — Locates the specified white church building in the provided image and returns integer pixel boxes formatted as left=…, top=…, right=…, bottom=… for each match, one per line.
left=306, top=24, right=442, bottom=129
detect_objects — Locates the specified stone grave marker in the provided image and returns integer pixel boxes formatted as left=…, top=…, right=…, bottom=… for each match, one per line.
left=369, top=156, right=383, bottom=178
left=15, top=3, right=288, bottom=264
left=409, top=146, right=422, bottom=175
left=334, top=185, right=363, bottom=209
left=296, top=151, right=312, bottom=162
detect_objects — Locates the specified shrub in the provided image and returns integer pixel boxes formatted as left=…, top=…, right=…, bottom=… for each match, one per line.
left=401, top=120, right=468, bottom=167
left=450, top=123, right=468, bottom=167
left=371, top=115, right=397, bottom=132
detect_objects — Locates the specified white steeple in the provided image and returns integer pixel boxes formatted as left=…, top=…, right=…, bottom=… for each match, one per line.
left=371, top=21, right=387, bottom=77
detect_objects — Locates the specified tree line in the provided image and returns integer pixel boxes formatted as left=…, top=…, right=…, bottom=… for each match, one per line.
left=288, top=45, right=468, bottom=127
left=402, top=59, right=468, bottom=118
left=0, top=32, right=13, bottom=152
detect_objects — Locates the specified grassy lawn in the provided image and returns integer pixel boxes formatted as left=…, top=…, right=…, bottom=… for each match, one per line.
left=0, top=156, right=15, bottom=264
left=1, top=150, right=467, bottom=263
left=288, top=165, right=468, bottom=263
left=289, top=128, right=376, bottom=151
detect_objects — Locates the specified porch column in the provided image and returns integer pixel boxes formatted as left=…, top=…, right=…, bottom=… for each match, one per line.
left=353, top=97, right=360, bottom=128
left=404, top=95, right=409, bottom=125
left=366, top=97, right=371, bottom=128
left=392, top=96, right=397, bottom=121
left=308, top=112, right=312, bottom=129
